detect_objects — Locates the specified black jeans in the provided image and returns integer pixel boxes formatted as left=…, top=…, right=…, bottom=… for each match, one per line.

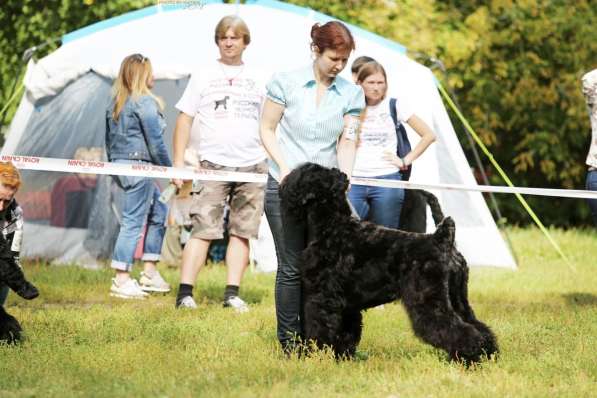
left=586, top=169, right=597, bottom=226
left=264, top=175, right=307, bottom=346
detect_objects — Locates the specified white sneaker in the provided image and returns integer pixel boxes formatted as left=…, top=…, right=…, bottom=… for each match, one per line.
left=139, top=271, right=171, bottom=293
left=176, top=295, right=198, bottom=309
left=110, top=278, right=149, bottom=299
left=223, top=296, right=249, bottom=313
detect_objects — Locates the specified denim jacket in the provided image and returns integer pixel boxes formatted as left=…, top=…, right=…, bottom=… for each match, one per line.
left=105, top=95, right=172, bottom=166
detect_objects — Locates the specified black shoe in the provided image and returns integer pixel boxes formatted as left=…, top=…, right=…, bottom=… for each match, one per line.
left=16, top=282, right=39, bottom=300
left=0, top=307, right=22, bottom=344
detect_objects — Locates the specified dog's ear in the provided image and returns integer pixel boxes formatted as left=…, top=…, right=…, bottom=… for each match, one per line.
left=339, top=171, right=349, bottom=192
left=330, top=168, right=349, bottom=195
left=279, top=165, right=318, bottom=218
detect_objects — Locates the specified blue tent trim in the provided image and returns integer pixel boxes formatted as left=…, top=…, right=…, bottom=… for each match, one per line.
left=62, top=0, right=224, bottom=44
left=61, top=0, right=406, bottom=55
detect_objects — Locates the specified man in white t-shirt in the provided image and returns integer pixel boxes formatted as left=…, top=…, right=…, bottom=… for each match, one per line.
left=172, top=15, right=267, bottom=312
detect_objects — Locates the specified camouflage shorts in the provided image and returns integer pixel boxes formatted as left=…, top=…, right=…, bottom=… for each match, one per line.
left=189, top=160, right=267, bottom=240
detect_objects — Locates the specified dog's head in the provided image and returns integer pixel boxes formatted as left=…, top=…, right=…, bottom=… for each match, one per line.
left=279, top=163, right=351, bottom=220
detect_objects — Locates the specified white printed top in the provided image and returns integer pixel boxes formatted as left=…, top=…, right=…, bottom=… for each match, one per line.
left=352, top=97, right=414, bottom=177
left=582, top=69, right=597, bottom=168
left=176, top=61, right=267, bottom=167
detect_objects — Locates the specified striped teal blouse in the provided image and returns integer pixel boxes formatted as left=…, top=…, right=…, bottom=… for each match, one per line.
left=266, top=64, right=365, bottom=181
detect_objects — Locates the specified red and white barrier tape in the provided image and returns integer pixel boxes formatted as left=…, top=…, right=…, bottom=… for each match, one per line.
left=3, top=154, right=597, bottom=200
left=1, top=155, right=266, bottom=183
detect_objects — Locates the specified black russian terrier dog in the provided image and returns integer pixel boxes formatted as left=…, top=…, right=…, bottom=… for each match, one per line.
left=0, top=235, right=39, bottom=344
left=279, top=163, right=498, bottom=363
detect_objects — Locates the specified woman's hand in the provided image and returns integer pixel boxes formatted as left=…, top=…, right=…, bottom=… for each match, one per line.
left=171, top=178, right=184, bottom=189
left=279, top=166, right=291, bottom=183
left=383, top=150, right=408, bottom=170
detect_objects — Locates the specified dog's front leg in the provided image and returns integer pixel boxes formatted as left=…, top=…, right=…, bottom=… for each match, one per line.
left=336, top=309, right=363, bottom=359
left=302, top=293, right=349, bottom=357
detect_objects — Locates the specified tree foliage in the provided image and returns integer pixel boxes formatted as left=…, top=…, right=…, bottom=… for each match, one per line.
left=437, top=0, right=597, bottom=225
left=0, top=0, right=152, bottom=132
left=1, top=0, right=596, bottom=225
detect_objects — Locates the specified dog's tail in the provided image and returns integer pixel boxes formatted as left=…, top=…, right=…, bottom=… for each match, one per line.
left=418, top=190, right=444, bottom=226
left=433, top=216, right=456, bottom=248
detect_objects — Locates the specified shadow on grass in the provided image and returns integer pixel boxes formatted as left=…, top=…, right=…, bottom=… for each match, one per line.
left=562, top=293, right=597, bottom=307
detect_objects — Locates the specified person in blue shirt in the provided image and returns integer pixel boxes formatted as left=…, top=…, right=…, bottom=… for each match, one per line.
left=105, top=54, right=172, bottom=299
left=260, top=21, right=365, bottom=354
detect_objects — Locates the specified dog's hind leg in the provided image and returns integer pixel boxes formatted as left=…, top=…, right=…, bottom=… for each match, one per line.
left=0, top=306, right=22, bottom=344
left=400, top=264, right=488, bottom=364
left=447, top=252, right=499, bottom=359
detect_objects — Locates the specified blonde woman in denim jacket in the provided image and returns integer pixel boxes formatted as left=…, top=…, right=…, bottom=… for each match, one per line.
left=105, top=54, right=172, bottom=299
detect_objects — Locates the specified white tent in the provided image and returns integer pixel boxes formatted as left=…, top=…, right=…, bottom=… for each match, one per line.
left=2, top=0, right=516, bottom=268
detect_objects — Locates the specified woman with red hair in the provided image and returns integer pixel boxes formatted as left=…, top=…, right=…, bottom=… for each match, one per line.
left=260, top=21, right=365, bottom=354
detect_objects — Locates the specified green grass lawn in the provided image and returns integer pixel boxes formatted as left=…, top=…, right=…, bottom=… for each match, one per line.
left=1, top=227, right=596, bottom=397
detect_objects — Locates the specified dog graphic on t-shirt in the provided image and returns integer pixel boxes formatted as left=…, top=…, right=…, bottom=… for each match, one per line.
left=214, top=96, right=230, bottom=110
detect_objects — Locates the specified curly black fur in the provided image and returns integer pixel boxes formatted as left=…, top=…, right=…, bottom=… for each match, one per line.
left=279, top=163, right=498, bottom=363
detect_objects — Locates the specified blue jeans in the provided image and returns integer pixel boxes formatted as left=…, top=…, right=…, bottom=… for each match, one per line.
left=347, top=171, right=405, bottom=228
left=586, top=170, right=597, bottom=226
left=111, top=160, right=167, bottom=271
left=264, top=175, right=306, bottom=346
left=0, top=285, right=8, bottom=306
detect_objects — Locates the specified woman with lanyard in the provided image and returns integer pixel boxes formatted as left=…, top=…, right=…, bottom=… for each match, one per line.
left=260, top=21, right=365, bottom=353
left=349, top=60, right=436, bottom=228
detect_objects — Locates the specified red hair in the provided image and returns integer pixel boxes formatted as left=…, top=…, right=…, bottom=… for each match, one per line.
left=310, top=21, right=355, bottom=54
left=0, top=162, right=21, bottom=191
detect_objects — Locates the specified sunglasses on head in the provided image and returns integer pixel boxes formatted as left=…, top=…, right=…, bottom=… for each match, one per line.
left=133, top=54, right=147, bottom=63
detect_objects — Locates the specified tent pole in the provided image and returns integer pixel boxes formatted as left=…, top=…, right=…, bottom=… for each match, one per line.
left=436, top=81, right=573, bottom=270
left=439, top=75, right=520, bottom=265
left=1, top=37, right=62, bottom=144
left=0, top=70, right=26, bottom=141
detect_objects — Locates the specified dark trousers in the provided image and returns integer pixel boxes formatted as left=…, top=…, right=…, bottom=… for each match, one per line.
left=264, top=175, right=307, bottom=346
left=586, top=169, right=597, bottom=226
left=0, top=284, right=7, bottom=306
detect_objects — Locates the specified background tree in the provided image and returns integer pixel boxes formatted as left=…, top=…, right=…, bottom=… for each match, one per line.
left=0, top=0, right=152, bottom=137
left=436, top=0, right=597, bottom=225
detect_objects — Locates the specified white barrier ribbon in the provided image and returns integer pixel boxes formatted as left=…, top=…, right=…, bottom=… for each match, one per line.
left=351, top=177, right=597, bottom=200
left=3, top=154, right=597, bottom=200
